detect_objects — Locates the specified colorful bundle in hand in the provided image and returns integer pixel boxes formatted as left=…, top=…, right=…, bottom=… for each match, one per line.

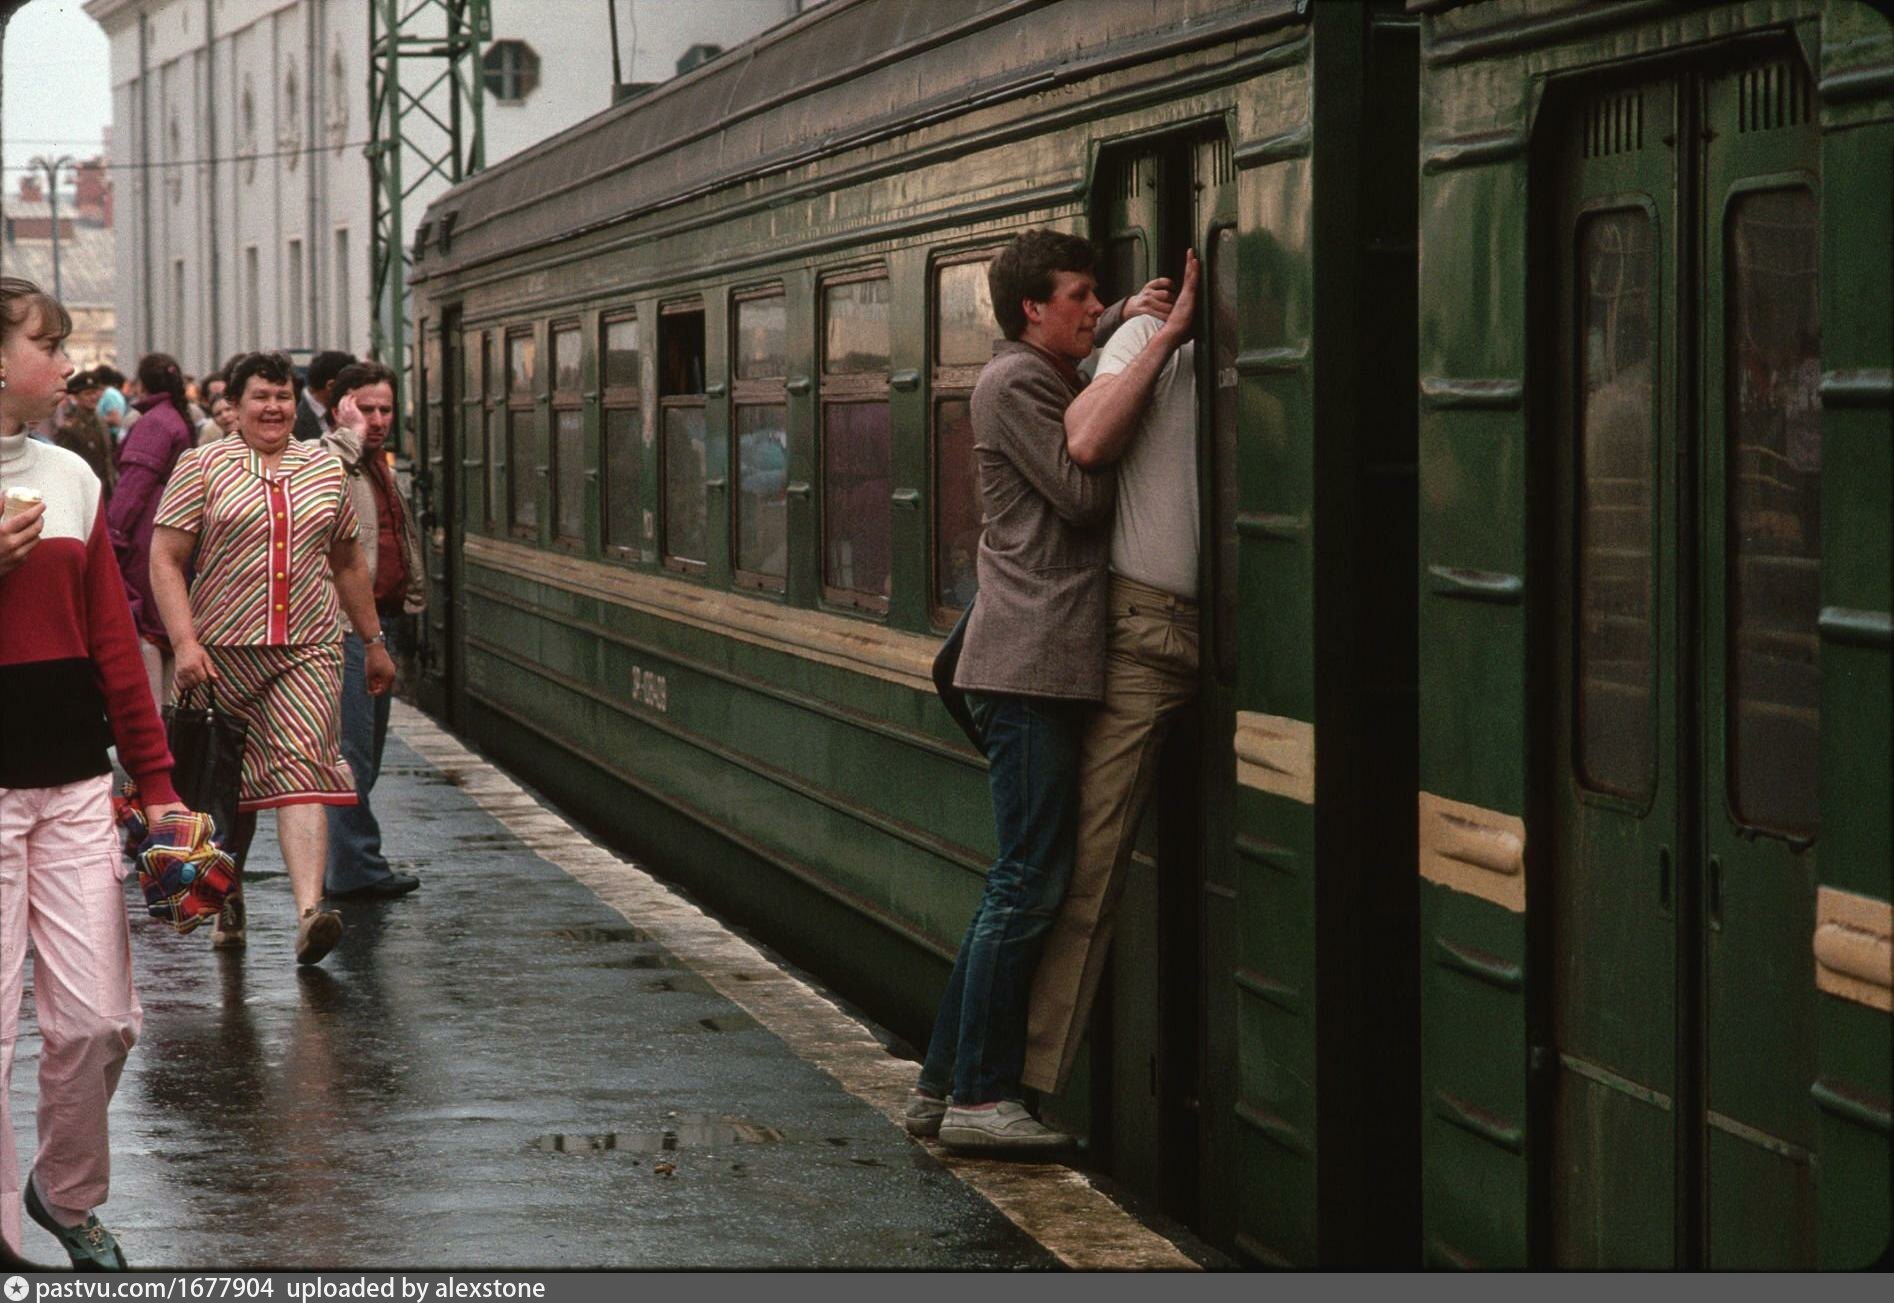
left=112, top=779, right=149, bottom=859
left=136, top=810, right=237, bottom=934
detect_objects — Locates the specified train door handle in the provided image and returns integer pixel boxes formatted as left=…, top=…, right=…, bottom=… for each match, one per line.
left=1708, top=854, right=1724, bottom=930
left=1657, top=846, right=1672, bottom=911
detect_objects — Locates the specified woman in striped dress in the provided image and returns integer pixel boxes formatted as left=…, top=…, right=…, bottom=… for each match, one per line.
left=146, top=351, right=395, bottom=967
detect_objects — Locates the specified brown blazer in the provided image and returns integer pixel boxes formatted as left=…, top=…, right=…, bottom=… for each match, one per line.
left=952, top=341, right=1116, bottom=702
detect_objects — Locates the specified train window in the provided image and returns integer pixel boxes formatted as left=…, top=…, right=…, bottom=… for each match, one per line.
left=506, top=328, right=540, bottom=534
left=601, top=314, right=642, bottom=557
left=553, top=322, right=582, bottom=394
left=550, top=321, right=583, bottom=545
left=462, top=330, right=488, bottom=529
left=931, top=252, right=998, bottom=621
left=822, top=273, right=892, bottom=612
left=932, top=398, right=978, bottom=611
left=1726, top=188, right=1820, bottom=839
left=734, top=292, right=786, bottom=382
left=823, top=276, right=891, bottom=374
left=1573, top=208, right=1656, bottom=802
left=733, top=290, right=788, bottom=591
left=936, top=259, right=997, bottom=367
left=660, top=302, right=707, bottom=571
left=487, top=334, right=504, bottom=533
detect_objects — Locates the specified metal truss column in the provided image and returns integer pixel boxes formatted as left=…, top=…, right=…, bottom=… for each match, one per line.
left=368, top=0, right=488, bottom=428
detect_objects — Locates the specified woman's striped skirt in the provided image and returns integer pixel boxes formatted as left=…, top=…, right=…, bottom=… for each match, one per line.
left=205, top=643, right=357, bottom=811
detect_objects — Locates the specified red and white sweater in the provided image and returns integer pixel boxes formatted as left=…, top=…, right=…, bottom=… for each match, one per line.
left=0, top=432, right=179, bottom=801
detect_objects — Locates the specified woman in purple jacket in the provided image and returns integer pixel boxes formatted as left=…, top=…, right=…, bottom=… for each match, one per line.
left=107, top=353, right=195, bottom=708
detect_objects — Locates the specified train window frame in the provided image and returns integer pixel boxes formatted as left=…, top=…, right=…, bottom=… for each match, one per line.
left=819, top=267, right=894, bottom=617
left=600, top=311, right=644, bottom=563
left=929, top=247, right=1002, bottom=627
left=658, top=298, right=709, bottom=575
left=549, top=319, right=585, bottom=550
left=731, top=285, right=789, bottom=594
left=504, top=325, right=541, bottom=540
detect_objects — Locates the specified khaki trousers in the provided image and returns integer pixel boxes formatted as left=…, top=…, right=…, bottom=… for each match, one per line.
left=1023, top=574, right=1197, bottom=1094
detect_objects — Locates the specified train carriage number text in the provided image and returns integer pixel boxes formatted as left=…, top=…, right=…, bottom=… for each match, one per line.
left=631, top=666, right=669, bottom=713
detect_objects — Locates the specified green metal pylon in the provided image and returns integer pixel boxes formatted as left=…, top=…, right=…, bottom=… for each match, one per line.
left=368, top=0, right=488, bottom=442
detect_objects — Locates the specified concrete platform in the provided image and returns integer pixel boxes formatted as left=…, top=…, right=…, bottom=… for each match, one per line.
left=6, top=704, right=1199, bottom=1270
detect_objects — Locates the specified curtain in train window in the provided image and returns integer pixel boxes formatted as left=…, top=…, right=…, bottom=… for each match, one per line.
left=1574, top=208, right=1657, bottom=801
left=1726, top=188, right=1820, bottom=838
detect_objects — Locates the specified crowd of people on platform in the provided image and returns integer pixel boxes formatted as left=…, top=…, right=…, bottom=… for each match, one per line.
left=0, top=275, right=423, bottom=1270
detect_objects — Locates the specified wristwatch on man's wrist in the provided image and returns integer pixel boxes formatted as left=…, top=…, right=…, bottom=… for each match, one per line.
left=365, top=631, right=387, bottom=647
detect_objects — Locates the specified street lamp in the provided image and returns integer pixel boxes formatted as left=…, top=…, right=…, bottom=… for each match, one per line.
left=28, top=153, right=75, bottom=301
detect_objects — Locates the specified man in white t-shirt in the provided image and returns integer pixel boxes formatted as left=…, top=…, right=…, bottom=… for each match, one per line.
left=1021, top=251, right=1202, bottom=1095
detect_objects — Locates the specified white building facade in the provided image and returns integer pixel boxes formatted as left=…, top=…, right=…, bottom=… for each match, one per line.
left=86, top=0, right=805, bottom=372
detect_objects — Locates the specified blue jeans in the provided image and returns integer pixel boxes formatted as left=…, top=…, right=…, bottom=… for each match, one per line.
left=324, top=627, right=397, bottom=893
left=920, top=692, right=1087, bottom=1105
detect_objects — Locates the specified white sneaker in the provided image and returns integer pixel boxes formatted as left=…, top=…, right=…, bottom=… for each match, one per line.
left=937, top=1100, right=1071, bottom=1152
left=903, top=1088, right=948, bottom=1138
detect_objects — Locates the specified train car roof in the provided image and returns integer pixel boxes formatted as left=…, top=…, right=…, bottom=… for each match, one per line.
left=412, top=0, right=1305, bottom=285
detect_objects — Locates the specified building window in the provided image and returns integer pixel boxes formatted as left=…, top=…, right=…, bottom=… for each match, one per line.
left=332, top=229, right=350, bottom=353
left=821, top=271, right=892, bottom=613
left=286, top=238, right=304, bottom=348
left=659, top=301, right=707, bottom=570
left=550, top=321, right=584, bottom=545
left=506, top=328, right=540, bottom=535
left=601, top=314, right=643, bottom=557
left=483, top=40, right=540, bottom=104
left=244, top=245, right=260, bottom=344
left=931, top=254, right=997, bottom=619
left=732, top=288, right=787, bottom=591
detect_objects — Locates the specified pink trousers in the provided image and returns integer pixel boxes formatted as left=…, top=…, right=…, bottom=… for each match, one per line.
left=0, top=775, right=141, bottom=1253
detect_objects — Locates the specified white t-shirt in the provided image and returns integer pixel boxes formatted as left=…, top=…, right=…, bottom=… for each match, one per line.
left=1092, top=314, right=1199, bottom=599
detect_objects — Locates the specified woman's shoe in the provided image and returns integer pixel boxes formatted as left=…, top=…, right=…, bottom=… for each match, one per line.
left=211, top=891, right=246, bottom=949
left=24, top=1173, right=127, bottom=1271
left=295, top=906, right=343, bottom=966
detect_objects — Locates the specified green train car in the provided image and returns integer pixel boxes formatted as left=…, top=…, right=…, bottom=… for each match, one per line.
left=403, top=0, right=1889, bottom=1267
left=1414, top=0, right=1891, bottom=1268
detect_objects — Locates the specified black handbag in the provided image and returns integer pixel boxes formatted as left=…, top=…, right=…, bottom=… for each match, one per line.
left=932, top=601, right=984, bottom=751
left=163, top=682, right=249, bottom=844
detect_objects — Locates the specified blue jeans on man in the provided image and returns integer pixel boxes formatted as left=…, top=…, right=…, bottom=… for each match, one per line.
left=325, top=627, right=415, bottom=897
left=920, top=691, right=1087, bottom=1105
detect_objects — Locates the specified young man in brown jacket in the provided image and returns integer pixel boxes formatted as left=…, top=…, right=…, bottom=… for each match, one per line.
left=911, top=229, right=1175, bottom=1151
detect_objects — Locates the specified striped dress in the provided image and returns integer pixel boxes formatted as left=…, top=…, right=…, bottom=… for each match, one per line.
left=153, top=438, right=362, bottom=811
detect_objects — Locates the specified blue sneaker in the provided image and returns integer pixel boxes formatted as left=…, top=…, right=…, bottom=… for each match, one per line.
left=25, top=1173, right=127, bottom=1271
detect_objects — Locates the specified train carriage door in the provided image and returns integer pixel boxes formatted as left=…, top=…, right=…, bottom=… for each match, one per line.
left=1696, top=53, right=1820, bottom=1268
left=1541, top=47, right=1820, bottom=1268
left=1547, top=74, right=1684, bottom=1268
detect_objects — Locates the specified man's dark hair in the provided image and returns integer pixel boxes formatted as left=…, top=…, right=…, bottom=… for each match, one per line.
left=987, top=229, right=1098, bottom=341
left=307, top=350, right=357, bottom=394
left=228, top=350, right=297, bottom=402
left=90, top=364, right=125, bottom=389
left=332, top=361, right=399, bottom=401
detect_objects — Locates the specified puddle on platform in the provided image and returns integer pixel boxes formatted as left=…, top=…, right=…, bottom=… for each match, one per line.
left=535, top=1116, right=784, bottom=1153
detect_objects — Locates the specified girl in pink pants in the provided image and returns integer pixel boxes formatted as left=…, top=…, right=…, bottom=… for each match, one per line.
left=0, top=278, right=184, bottom=1270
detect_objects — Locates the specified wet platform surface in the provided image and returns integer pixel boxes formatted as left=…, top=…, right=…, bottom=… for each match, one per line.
left=9, top=722, right=1064, bottom=1270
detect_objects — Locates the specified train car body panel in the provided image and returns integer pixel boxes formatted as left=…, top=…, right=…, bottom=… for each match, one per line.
left=410, top=0, right=1426, bottom=1265
left=1415, top=0, right=1891, bottom=1268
